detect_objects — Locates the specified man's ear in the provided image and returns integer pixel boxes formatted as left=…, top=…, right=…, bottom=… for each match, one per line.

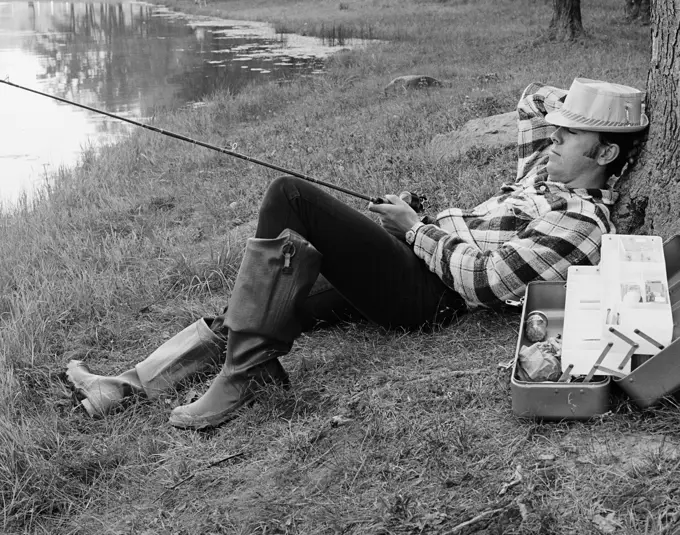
left=597, top=143, right=620, bottom=166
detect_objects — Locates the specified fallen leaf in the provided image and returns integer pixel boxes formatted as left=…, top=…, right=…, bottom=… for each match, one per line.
left=592, top=512, right=620, bottom=533
left=330, top=415, right=352, bottom=427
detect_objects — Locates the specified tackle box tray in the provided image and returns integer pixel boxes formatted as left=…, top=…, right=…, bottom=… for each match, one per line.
left=511, top=281, right=612, bottom=421
left=613, top=235, right=680, bottom=408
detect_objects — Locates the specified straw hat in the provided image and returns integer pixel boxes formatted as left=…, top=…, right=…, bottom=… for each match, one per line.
left=545, top=78, right=649, bottom=132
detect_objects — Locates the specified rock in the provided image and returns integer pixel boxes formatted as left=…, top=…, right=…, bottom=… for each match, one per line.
left=384, top=75, right=445, bottom=95
left=428, top=110, right=518, bottom=163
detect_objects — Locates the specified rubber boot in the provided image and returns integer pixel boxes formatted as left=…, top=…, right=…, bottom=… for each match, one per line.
left=66, top=317, right=225, bottom=417
left=169, top=229, right=322, bottom=429
left=66, top=362, right=145, bottom=418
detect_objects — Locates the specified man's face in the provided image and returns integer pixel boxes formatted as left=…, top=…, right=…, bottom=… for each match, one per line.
left=546, top=127, right=604, bottom=187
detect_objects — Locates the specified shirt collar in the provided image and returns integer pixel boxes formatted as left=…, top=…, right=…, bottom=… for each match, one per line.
left=543, top=180, right=618, bottom=205
left=502, top=179, right=618, bottom=205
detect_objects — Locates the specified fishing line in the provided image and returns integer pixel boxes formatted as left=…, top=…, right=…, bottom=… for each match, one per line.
left=0, top=77, right=384, bottom=204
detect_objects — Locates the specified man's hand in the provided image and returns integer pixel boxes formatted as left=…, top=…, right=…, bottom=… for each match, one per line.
left=368, top=194, right=420, bottom=238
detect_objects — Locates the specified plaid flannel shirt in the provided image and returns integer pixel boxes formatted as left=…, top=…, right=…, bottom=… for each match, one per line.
left=405, top=82, right=617, bottom=308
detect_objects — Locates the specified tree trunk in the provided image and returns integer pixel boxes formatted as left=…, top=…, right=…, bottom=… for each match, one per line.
left=614, top=0, right=680, bottom=239
left=548, top=0, right=585, bottom=41
left=624, top=0, right=651, bottom=24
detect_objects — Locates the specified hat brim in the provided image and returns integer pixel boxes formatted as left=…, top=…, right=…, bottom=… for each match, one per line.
left=545, top=110, right=649, bottom=133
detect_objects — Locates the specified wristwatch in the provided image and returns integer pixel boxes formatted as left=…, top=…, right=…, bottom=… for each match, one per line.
left=406, top=217, right=435, bottom=244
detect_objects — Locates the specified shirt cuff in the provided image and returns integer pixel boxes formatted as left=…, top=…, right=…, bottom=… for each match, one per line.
left=405, top=221, right=426, bottom=246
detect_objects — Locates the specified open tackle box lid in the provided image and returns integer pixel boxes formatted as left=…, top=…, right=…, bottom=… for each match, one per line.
left=614, top=235, right=680, bottom=408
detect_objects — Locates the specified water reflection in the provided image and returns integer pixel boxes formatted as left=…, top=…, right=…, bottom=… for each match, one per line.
left=0, top=1, right=356, bottom=207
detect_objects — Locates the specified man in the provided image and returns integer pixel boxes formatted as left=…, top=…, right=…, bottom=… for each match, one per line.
left=67, top=78, right=648, bottom=429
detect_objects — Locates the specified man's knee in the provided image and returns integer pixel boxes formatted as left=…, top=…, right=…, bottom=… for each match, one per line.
left=261, top=175, right=297, bottom=210
left=267, top=175, right=303, bottom=197
left=257, top=176, right=307, bottom=238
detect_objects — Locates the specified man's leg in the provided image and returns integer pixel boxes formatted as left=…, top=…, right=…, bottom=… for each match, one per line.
left=67, top=253, right=359, bottom=419
left=256, top=176, right=465, bottom=328
left=168, top=177, right=465, bottom=429
left=299, top=275, right=363, bottom=330
left=169, top=228, right=324, bottom=428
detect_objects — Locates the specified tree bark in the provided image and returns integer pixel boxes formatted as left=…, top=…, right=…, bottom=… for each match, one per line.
left=614, top=0, right=680, bottom=239
left=548, top=0, right=585, bottom=41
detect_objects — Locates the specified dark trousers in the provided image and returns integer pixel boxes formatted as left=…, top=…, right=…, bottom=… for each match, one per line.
left=256, top=176, right=466, bottom=330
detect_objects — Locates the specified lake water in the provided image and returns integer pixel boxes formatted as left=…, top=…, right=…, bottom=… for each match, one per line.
left=0, top=1, right=359, bottom=207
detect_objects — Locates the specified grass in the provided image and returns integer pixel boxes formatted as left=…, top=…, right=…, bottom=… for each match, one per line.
left=2, top=0, right=677, bottom=533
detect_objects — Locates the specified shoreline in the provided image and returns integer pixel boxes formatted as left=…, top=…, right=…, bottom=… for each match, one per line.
left=0, top=0, right=340, bottom=211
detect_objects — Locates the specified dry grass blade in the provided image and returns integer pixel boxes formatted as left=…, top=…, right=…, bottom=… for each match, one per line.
left=153, top=451, right=245, bottom=503
left=441, top=507, right=509, bottom=535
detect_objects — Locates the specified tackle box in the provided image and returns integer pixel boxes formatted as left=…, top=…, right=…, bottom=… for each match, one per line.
left=511, top=281, right=613, bottom=421
left=511, top=235, right=680, bottom=420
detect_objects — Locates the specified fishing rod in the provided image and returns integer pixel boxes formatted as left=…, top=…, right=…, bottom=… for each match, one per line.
left=0, top=78, right=426, bottom=211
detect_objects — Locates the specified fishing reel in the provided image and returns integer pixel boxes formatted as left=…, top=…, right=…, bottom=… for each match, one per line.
left=372, top=191, right=432, bottom=222
left=398, top=191, right=428, bottom=214
left=398, top=191, right=435, bottom=224
left=373, top=191, right=427, bottom=212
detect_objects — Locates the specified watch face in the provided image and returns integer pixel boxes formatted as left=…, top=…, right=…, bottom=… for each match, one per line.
left=406, top=229, right=416, bottom=244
